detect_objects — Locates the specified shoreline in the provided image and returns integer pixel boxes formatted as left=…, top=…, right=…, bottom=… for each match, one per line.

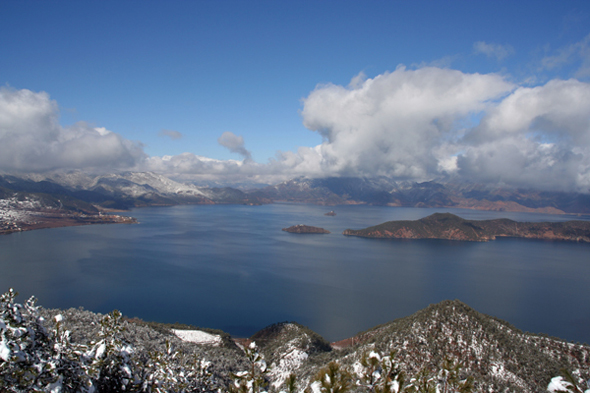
left=0, top=211, right=137, bottom=235
left=2, top=200, right=589, bottom=236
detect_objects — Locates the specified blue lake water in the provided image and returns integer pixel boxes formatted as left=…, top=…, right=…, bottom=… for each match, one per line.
left=1, top=204, right=589, bottom=343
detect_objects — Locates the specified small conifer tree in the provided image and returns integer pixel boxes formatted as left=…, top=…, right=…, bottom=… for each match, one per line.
left=231, top=341, right=269, bottom=393
left=357, top=350, right=407, bottom=393
left=312, top=361, right=353, bottom=393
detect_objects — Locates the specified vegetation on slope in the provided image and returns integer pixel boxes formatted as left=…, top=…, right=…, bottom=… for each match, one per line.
left=343, top=213, right=590, bottom=242
left=2, top=289, right=589, bottom=392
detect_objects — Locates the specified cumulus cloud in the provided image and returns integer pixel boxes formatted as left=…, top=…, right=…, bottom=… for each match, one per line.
left=121, top=67, right=590, bottom=192
left=299, top=66, right=514, bottom=180
left=457, top=79, right=590, bottom=191
left=0, top=88, right=146, bottom=173
left=294, top=69, right=590, bottom=191
left=473, top=41, right=515, bottom=61
left=217, top=131, right=252, bottom=161
left=4, top=69, right=590, bottom=192
left=158, top=129, right=183, bottom=140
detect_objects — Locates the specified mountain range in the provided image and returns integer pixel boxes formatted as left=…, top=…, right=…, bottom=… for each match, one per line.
left=0, top=171, right=266, bottom=209
left=2, top=172, right=590, bottom=214
left=1, top=171, right=590, bottom=235
left=247, top=177, right=590, bottom=214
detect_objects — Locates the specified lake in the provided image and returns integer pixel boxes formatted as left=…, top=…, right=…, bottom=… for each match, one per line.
left=1, top=203, right=589, bottom=344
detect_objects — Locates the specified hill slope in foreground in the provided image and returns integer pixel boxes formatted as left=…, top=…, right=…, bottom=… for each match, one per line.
left=4, top=289, right=588, bottom=392
left=343, top=212, right=590, bottom=242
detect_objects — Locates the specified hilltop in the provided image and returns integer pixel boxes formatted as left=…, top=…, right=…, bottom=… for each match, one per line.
left=3, top=289, right=588, bottom=392
left=343, top=213, right=590, bottom=242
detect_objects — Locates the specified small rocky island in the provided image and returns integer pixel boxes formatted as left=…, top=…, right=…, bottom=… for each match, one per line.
left=282, top=224, right=330, bottom=234
left=324, top=211, right=336, bottom=216
left=343, top=213, right=590, bottom=242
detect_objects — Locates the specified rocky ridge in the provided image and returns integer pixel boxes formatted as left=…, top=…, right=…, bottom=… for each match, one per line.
left=32, top=299, right=590, bottom=393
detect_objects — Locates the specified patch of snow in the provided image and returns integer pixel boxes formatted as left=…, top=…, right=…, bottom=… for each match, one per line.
left=172, top=329, right=222, bottom=346
left=0, top=339, right=11, bottom=361
left=309, top=381, right=321, bottom=393
left=269, top=346, right=309, bottom=388
left=548, top=376, right=571, bottom=392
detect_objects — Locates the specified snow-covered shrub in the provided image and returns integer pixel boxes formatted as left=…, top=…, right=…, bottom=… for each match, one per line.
left=356, top=350, right=407, bottom=393
left=0, top=288, right=59, bottom=391
left=85, top=309, right=140, bottom=392
left=436, top=357, right=474, bottom=393
left=231, top=342, right=269, bottom=393
left=1, top=289, right=225, bottom=392
left=279, top=373, right=298, bottom=393
left=137, top=340, right=219, bottom=393
left=352, top=350, right=473, bottom=393
left=0, top=288, right=92, bottom=392
left=548, top=369, right=590, bottom=393
left=312, top=361, right=353, bottom=393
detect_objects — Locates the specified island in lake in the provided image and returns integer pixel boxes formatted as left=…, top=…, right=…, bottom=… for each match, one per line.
left=282, top=224, right=330, bottom=234
left=343, top=212, right=590, bottom=242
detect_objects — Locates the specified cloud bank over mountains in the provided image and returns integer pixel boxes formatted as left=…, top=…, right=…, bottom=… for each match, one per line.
left=0, top=88, right=145, bottom=173
left=2, top=65, right=590, bottom=192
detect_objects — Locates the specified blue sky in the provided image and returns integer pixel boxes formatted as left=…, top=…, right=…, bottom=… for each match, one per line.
left=1, top=1, right=590, bottom=189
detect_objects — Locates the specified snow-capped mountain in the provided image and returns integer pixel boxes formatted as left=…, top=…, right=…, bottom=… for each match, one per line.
left=0, top=171, right=266, bottom=209
left=248, top=176, right=590, bottom=214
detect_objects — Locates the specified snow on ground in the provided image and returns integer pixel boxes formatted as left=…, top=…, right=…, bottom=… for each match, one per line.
left=547, top=376, right=590, bottom=392
left=267, top=328, right=312, bottom=389
left=0, top=197, right=37, bottom=225
left=269, top=346, right=309, bottom=388
left=171, top=329, right=222, bottom=346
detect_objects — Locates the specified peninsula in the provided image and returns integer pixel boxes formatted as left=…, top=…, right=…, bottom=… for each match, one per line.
left=343, top=213, right=590, bottom=242
left=282, top=224, right=330, bottom=234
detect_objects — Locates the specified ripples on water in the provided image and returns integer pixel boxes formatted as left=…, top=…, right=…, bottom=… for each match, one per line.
left=1, top=204, right=589, bottom=343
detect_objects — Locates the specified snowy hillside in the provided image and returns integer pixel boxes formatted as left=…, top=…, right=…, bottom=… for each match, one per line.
left=1, top=171, right=266, bottom=210
left=2, top=291, right=586, bottom=393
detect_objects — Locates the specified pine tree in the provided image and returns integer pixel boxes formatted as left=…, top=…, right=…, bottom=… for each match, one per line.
left=280, top=373, right=298, bottom=393
left=312, top=361, right=353, bottom=393
left=357, top=350, right=407, bottom=393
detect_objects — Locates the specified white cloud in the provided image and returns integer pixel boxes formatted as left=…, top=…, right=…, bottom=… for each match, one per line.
left=293, top=68, right=590, bottom=192
left=3, top=70, right=590, bottom=192
left=299, top=66, right=514, bottom=180
left=0, top=87, right=145, bottom=173
left=217, top=131, right=252, bottom=161
left=457, top=79, right=590, bottom=191
left=158, top=129, right=183, bottom=140
left=473, top=41, right=515, bottom=61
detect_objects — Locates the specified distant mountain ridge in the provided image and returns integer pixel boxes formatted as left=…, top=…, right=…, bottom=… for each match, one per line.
left=248, top=176, right=590, bottom=214
left=0, top=171, right=266, bottom=210
left=3, top=172, right=590, bottom=213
